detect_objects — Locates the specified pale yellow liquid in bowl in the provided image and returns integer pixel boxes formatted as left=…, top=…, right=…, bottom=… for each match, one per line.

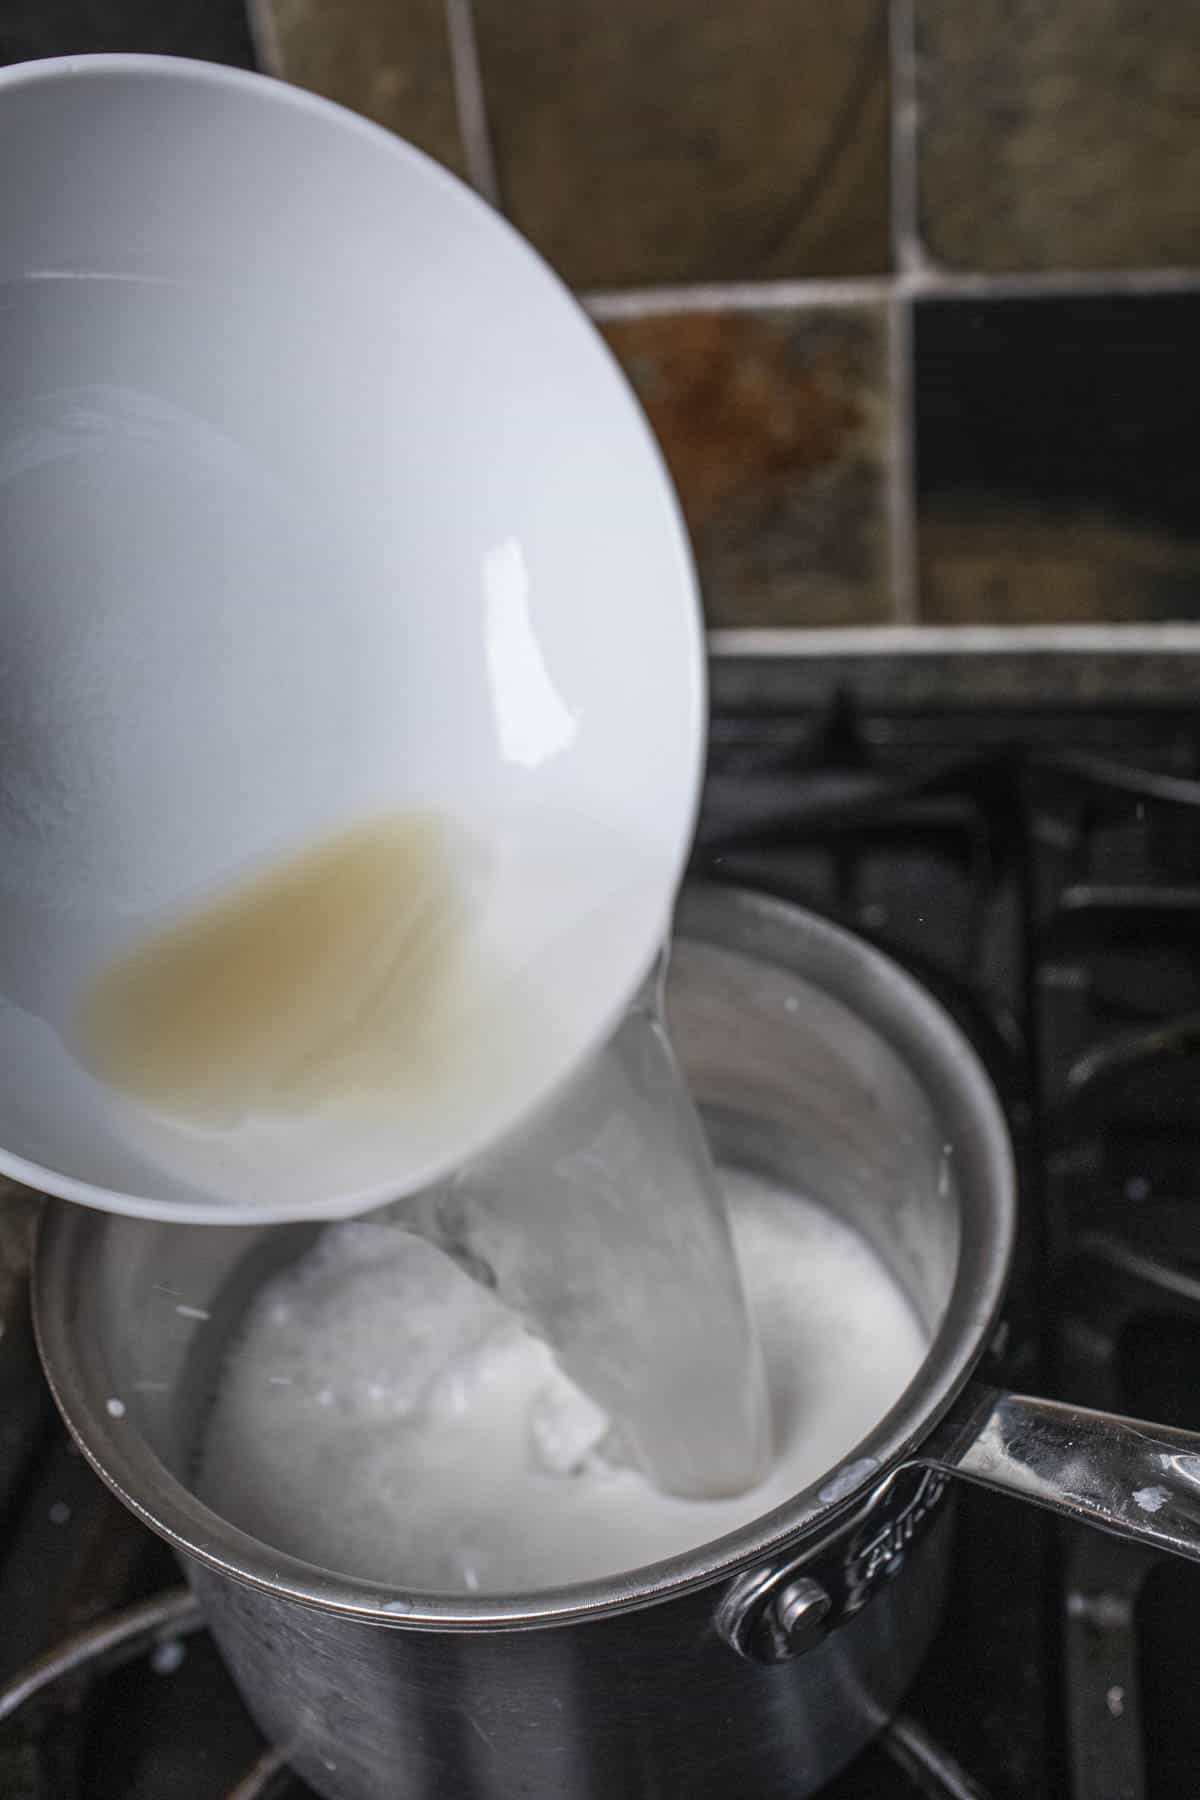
left=77, top=814, right=465, bottom=1127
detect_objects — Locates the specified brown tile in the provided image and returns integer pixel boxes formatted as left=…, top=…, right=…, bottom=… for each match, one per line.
left=473, top=0, right=890, bottom=290
left=254, top=0, right=467, bottom=176
left=917, top=0, right=1200, bottom=271
left=604, top=307, right=892, bottom=627
left=920, top=503, right=1200, bottom=624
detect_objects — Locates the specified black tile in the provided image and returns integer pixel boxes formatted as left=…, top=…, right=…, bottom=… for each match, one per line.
left=916, top=294, right=1200, bottom=623
left=0, top=0, right=256, bottom=67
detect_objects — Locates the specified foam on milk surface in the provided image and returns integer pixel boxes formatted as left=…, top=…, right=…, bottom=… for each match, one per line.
left=198, top=1173, right=928, bottom=1593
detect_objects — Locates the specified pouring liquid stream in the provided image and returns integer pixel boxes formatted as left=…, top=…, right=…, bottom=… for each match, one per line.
left=408, top=968, right=772, bottom=1500
left=78, top=811, right=771, bottom=1502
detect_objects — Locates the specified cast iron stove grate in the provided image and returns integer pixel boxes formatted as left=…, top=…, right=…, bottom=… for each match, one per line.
left=3, top=674, right=1199, bottom=1799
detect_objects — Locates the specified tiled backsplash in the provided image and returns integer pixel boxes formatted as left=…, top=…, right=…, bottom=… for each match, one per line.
left=916, top=0, right=1200, bottom=274
left=257, top=0, right=468, bottom=175
left=6, top=0, right=1200, bottom=629
left=469, top=0, right=892, bottom=289
left=917, top=294, right=1200, bottom=624
left=603, top=308, right=891, bottom=627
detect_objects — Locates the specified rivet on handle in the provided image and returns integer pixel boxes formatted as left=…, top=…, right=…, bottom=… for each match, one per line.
left=715, top=1563, right=833, bottom=1665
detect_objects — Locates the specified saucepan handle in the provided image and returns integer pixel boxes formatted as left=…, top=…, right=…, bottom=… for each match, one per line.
left=919, top=1383, right=1200, bottom=1562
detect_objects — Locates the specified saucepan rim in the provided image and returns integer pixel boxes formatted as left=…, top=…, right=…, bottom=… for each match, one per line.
left=32, top=885, right=1016, bottom=1630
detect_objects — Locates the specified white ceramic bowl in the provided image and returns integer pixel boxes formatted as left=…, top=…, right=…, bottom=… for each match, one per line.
left=0, top=55, right=704, bottom=1222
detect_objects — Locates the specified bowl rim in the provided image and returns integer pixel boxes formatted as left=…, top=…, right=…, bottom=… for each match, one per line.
left=32, top=884, right=1015, bottom=1631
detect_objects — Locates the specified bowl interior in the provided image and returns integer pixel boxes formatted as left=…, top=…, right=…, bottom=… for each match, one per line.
left=0, top=56, right=702, bottom=1220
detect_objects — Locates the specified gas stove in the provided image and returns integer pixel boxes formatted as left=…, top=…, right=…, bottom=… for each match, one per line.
left=3, top=643, right=1199, bottom=1800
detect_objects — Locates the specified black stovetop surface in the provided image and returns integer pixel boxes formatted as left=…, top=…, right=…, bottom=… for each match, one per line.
left=3, top=664, right=1200, bottom=1800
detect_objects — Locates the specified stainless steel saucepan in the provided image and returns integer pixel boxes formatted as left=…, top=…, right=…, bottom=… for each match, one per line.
left=33, top=885, right=1200, bottom=1800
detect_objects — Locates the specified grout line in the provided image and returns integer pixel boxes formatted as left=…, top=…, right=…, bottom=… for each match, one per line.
left=885, top=293, right=918, bottom=623
left=885, top=0, right=920, bottom=624
left=707, top=623, right=1200, bottom=657
left=907, top=264, right=1200, bottom=300
left=585, top=277, right=894, bottom=319
left=583, top=263, right=1200, bottom=323
left=244, top=0, right=285, bottom=76
left=888, top=0, right=927, bottom=278
left=444, top=0, right=501, bottom=208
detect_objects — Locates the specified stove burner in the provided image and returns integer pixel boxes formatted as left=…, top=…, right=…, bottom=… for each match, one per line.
left=3, top=673, right=1199, bottom=1797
